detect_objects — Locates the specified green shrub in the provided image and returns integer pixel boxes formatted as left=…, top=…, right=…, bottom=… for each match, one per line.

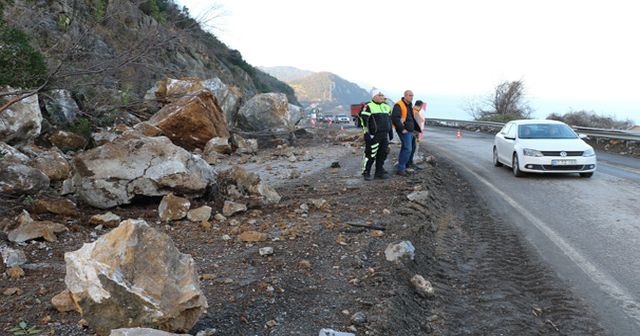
left=9, top=320, right=41, bottom=335
left=139, top=0, right=167, bottom=23
left=0, top=23, right=47, bottom=88
left=56, top=13, right=71, bottom=31
left=71, top=117, right=92, bottom=141
left=94, top=0, right=106, bottom=21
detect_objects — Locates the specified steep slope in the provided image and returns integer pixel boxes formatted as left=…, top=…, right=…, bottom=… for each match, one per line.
left=0, top=0, right=298, bottom=119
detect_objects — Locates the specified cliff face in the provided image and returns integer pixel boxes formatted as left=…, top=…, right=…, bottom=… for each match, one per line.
left=0, top=0, right=298, bottom=118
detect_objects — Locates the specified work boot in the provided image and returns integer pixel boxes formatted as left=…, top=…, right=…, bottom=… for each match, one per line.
left=374, top=172, right=390, bottom=180
left=363, top=172, right=373, bottom=181
left=396, top=170, right=408, bottom=177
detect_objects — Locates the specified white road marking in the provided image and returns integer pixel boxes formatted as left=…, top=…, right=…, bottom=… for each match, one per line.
left=452, top=158, right=640, bottom=327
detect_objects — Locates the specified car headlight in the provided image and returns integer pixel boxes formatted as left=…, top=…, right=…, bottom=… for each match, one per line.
left=522, top=148, right=543, bottom=157
left=583, top=148, right=595, bottom=157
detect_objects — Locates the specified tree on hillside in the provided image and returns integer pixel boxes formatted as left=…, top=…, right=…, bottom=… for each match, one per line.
left=467, top=80, right=533, bottom=122
left=547, top=110, right=634, bottom=129
left=0, top=0, right=192, bottom=117
left=1, top=0, right=297, bottom=120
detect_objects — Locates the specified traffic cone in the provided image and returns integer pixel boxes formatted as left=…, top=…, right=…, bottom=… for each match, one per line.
left=456, top=129, right=461, bottom=139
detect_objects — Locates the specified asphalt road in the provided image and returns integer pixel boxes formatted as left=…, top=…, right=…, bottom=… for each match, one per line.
left=422, top=126, right=640, bottom=336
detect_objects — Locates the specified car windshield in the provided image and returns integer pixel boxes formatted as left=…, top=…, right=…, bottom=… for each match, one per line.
left=518, top=124, right=577, bottom=139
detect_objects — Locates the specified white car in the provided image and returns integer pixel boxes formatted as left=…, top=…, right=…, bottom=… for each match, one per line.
left=493, top=119, right=597, bottom=178
left=335, top=114, right=350, bottom=123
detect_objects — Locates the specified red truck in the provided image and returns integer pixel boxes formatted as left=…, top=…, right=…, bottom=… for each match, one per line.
left=350, top=103, right=367, bottom=127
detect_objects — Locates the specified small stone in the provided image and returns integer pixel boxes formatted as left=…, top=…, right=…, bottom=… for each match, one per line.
left=222, top=200, right=247, bottom=217
left=239, top=230, right=267, bottom=242
left=3, top=287, right=23, bottom=296
left=88, top=212, right=121, bottom=228
left=382, top=209, right=391, bottom=215
left=7, top=266, right=25, bottom=279
left=370, top=230, right=384, bottom=237
left=298, top=259, right=312, bottom=269
left=200, top=274, right=216, bottom=281
left=200, top=221, right=212, bottom=231
left=335, top=234, right=348, bottom=246
left=351, top=311, right=367, bottom=325
left=411, top=274, right=435, bottom=297
left=221, top=234, right=232, bottom=241
left=310, top=198, right=327, bottom=209
left=266, top=320, right=278, bottom=328
left=188, top=206, right=212, bottom=222
left=1, top=246, right=27, bottom=267
left=259, top=247, right=274, bottom=256
left=51, top=289, right=77, bottom=312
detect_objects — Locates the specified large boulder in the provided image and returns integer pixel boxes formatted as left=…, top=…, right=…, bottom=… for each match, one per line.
left=42, top=89, right=80, bottom=127
left=144, top=77, right=242, bottom=128
left=20, top=145, right=72, bottom=182
left=144, top=77, right=204, bottom=104
left=148, top=90, right=229, bottom=150
left=0, top=87, right=42, bottom=144
left=65, top=219, right=207, bottom=335
left=72, top=135, right=215, bottom=209
left=0, top=161, right=50, bottom=195
left=202, top=77, right=242, bottom=124
left=236, top=93, right=298, bottom=132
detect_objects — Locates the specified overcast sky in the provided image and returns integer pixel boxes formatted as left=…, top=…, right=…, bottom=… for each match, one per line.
left=177, top=0, right=640, bottom=124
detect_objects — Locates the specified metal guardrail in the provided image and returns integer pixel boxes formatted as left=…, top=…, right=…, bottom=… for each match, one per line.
left=425, top=118, right=640, bottom=142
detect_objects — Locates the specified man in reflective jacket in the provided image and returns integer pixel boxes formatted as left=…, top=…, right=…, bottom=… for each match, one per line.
left=359, top=89, right=393, bottom=180
left=391, top=90, right=421, bottom=176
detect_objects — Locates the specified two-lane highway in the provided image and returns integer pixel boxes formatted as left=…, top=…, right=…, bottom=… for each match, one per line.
left=422, top=126, right=640, bottom=335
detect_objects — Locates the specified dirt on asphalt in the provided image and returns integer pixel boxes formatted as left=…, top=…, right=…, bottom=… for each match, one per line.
left=0, top=126, right=607, bottom=335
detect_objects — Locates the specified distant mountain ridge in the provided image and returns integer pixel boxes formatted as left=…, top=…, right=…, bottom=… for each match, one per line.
left=258, top=66, right=314, bottom=82
left=261, top=66, right=370, bottom=113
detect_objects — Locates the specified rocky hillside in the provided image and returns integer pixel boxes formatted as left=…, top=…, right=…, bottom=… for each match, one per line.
left=261, top=67, right=370, bottom=113
left=0, top=0, right=298, bottom=123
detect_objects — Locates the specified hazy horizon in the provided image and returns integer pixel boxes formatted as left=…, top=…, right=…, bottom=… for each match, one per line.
left=177, top=0, right=640, bottom=127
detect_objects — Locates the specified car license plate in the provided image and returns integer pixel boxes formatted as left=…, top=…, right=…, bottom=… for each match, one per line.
left=551, top=159, right=576, bottom=166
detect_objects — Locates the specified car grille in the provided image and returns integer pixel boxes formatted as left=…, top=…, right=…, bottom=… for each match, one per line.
left=542, top=165, right=587, bottom=171
left=541, top=151, right=584, bottom=156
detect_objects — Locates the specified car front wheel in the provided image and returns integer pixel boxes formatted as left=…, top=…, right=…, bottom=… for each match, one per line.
left=493, top=147, right=503, bottom=167
left=512, top=154, right=524, bottom=177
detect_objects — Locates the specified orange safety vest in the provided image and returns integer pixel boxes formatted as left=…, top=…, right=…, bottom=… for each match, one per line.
left=395, top=99, right=421, bottom=129
left=396, top=99, right=408, bottom=122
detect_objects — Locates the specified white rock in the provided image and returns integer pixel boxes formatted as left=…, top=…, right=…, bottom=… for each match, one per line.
left=384, top=241, right=415, bottom=262
left=259, top=247, right=274, bottom=256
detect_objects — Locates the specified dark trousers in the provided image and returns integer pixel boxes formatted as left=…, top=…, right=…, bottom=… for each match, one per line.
left=362, top=132, right=389, bottom=176
left=408, top=134, right=417, bottom=167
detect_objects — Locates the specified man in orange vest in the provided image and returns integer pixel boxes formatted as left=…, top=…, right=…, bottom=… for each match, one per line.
left=391, top=90, right=421, bottom=176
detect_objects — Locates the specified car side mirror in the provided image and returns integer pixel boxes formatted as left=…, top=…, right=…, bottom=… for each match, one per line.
left=578, top=133, right=588, bottom=139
